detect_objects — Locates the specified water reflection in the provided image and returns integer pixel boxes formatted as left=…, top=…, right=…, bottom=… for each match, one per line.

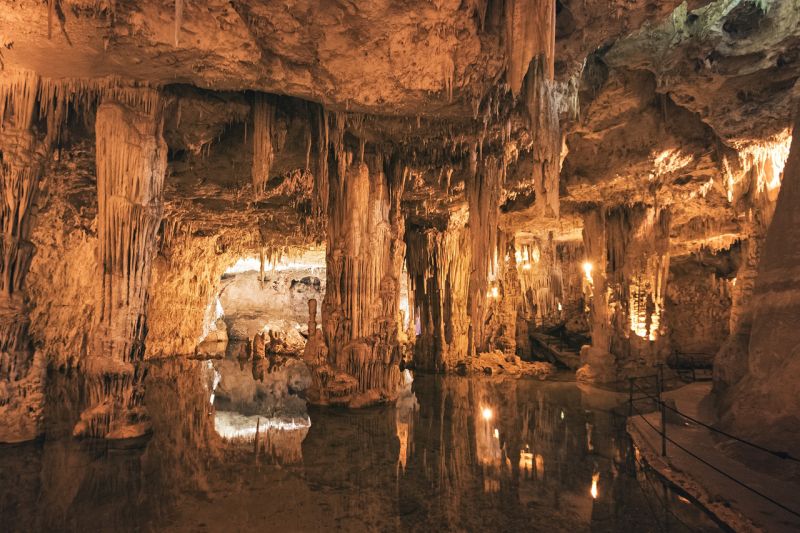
left=0, top=362, right=720, bottom=532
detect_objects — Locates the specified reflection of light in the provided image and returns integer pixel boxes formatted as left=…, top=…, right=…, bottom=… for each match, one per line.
left=591, top=472, right=600, bottom=499
left=677, top=495, right=691, bottom=504
left=493, top=428, right=499, bottom=439
left=582, top=261, right=593, bottom=283
left=482, top=407, right=493, bottom=421
left=557, top=302, right=562, bottom=311
left=488, top=286, right=499, bottom=299
left=560, top=410, right=565, bottom=420
left=214, top=411, right=311, bottom=440
left=522, top=262, right=531, bottom=271
left=535, top=454, right=544, bottom=476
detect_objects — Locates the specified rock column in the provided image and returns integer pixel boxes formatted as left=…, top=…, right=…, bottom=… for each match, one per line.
left=0, top=71, right=49, bottom=442
left=74, top=92, right=167, bottom=439
left=316, top=154, right=405, bottom=406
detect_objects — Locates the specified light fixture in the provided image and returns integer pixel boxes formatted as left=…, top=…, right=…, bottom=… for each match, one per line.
left=481, top=407, right=493, bottom=421
left=582, top=261, right=593, bottom=282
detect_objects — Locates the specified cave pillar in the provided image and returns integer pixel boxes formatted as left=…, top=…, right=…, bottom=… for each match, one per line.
left=608, top=205, right=672, bottom=377
left=0, top=71, right=48, bottom=442
left=405, top=223, right=471, bottom=371
left=316, top=155, right=404, bottom=406
left=74, top=91, right=167, bottom=439
left=577, top=208, right=614, bottom=382
left=721, top=104, right=800, bottom=455
left=579, top=205, right=671, bottom=382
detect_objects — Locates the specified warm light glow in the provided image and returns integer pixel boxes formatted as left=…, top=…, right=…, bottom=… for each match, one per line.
left=493, top=428, right=499, bottom=439
left=591, top=472, right=600, bottom=499
left=482, top=407, right=493, bottom=421
left=560, top=410, right=565, bottom=420
left=557, top=302, right=563, bottom=311
left=522, top=262, right=532, bottom=271
left=489, top=286, right=499, bottom=298
left=582, top=261, right=593, bottom=283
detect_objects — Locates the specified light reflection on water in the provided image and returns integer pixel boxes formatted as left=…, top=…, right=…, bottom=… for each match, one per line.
left=0, top=359, right=720, bottom=532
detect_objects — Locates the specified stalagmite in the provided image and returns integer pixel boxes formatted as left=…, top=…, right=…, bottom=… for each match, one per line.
left=607, top=205, right=671, bottom=374
left=466, top=156, right=504, bottom=355
left=74, top=88, right=167, bottom=439
left=577, top=208, right=613, bottom=383
left=405, top=219, right=471, bottom=371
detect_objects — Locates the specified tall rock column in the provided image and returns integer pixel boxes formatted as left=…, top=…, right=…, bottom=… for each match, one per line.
left=0, top=71, right=63, bottom=442
left=0, top=71, right=48, bottom=442
left=315, top=154, right=405, bottom=407
left=722, top=104, right=800, bottom=455
left=74, top=92, right=167, bottom=439
left=578, top=207, right=614, bottom=383
left=405, top=219, right=471, bottom=371
left=607, top=205, right=671, bottom=377
left=578, top=204, right=671, bottom=382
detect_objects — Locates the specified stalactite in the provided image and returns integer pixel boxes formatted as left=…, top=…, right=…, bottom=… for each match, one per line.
left=312, top=104, right=329, bottom=220
left=174, top=0, right=183, bottom=46
left=251, top=93, right=275, bottom=199
left=504, top=0, right=555, bottom=96
left=524, top=57, right=561, bottom=218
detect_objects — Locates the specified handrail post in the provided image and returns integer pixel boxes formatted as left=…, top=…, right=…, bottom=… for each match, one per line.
left=658, top=365, right=667, bottom=456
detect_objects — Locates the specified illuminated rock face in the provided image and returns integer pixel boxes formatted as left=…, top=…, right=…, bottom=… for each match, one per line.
left=0, top=71, right=51, bottom=442
left=721, top=104, right=800, bottom=457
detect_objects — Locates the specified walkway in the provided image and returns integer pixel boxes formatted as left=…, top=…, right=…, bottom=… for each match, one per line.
left=628, top=382, right=800, bottom=532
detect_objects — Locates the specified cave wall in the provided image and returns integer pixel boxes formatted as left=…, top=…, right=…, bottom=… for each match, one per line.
left=666, top=258, right=732, bottom=357
left=720, top=101, right=800, bottom=457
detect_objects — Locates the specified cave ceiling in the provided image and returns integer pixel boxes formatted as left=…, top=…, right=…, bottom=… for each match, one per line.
left=2, top=0, right=798, bottom=252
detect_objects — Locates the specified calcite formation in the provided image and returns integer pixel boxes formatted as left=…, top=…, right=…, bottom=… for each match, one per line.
left=0, top=0, right=796, bottom=455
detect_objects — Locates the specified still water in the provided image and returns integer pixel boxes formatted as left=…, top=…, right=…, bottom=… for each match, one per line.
left=0, top=358, right=720, bottom=532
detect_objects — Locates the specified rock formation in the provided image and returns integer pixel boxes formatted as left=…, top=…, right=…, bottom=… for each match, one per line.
left=0, top=0, right=796, bottom=453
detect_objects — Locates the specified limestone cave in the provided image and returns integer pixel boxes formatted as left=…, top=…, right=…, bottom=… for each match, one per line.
left=1, top=0, right=799, bottom=531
